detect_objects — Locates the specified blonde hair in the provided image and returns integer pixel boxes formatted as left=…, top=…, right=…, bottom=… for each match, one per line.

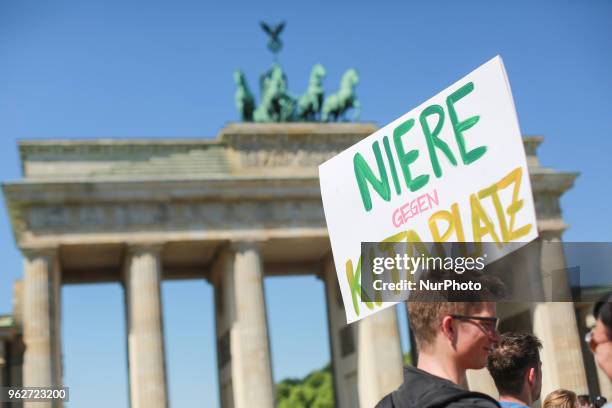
left=543, top=389, right=577, bottom=408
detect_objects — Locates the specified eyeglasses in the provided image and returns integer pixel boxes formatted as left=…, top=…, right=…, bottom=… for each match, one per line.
left=450, top=314, right=500, bottom=337
left=585, top=329, right=612, bottom=353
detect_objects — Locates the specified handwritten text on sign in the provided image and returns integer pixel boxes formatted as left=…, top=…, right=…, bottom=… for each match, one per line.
left=319, top=56, right=538, bottom=323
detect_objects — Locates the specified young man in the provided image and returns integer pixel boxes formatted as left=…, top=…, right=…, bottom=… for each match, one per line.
left=486, top=332, right=542, bottom=408
left=376, top=270, right=504, bottom=408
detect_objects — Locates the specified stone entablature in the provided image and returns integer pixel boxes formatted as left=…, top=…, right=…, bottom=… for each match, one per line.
left=5, top=177, right=325, bottom=248
left=5, top=124, right=578, bottom=249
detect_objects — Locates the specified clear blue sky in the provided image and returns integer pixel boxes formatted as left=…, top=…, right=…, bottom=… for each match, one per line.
left=1, top=1, right=611, bottom=406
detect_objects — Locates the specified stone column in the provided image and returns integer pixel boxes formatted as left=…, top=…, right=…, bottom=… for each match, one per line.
left=527, top=147, right=587, bottom=398
left=124, top=245, right=168, bottom=408
left=532, top=231, right=588, bottom=398
left=357, top=306, right=404, bottom=407
left=466, top=369, right=498, bottom=399
left=211, top=242, right=274, bottom=408
left=322, top=256, right=403, bottom=408
left=322, top=255, right=359, bottom=408
left=22, top=248, right=62, bottom=407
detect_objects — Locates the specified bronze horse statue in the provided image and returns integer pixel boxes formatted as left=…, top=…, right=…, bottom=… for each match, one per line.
left=297, top=64, right=326, bottom=121
left=253, top=64, right=296, bottom=122
left=234, top=70, right=255, bottom=121
left=322, top=68, right=360, bottom=122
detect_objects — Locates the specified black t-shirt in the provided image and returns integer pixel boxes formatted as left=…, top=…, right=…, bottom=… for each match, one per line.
left=376, top=366, right=500, bottom=408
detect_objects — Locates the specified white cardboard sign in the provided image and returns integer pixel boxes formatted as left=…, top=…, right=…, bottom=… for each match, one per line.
left=319, top=56, right=538, bottom=323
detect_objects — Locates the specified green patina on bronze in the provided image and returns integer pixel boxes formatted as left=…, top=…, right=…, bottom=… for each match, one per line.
left=234, top=22, right=360, bottom=123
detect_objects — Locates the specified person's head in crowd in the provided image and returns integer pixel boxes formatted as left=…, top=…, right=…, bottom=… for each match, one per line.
left=376, top=269, right=506, bottom=408
left=587, top=292, right=612, bottom=380
left=543, top=389, right=578, bottom=408
left=486, top=332, right=542, bottom=407
left=576, top=395, right=593, bottom=408
left=408, top=268, right=506, bottom=384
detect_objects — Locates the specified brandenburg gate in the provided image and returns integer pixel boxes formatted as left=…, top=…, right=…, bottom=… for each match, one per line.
left=2, top=123, right=603, bottom=407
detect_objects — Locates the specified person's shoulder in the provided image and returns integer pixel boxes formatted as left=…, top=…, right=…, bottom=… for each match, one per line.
left=379, top=366, right=500, bottom=408
left=446, top=395, right=500, bottom=408
left=375, top=393, right=394, bottom=408
left=419, top=384, right=500, bottom=408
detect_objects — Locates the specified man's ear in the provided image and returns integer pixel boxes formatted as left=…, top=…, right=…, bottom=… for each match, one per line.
left=527, top=367, right=536, bottom=385
left=441, top=316, right=454, bottom=340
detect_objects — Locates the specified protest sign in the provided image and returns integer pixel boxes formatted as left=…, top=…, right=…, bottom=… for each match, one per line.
left=319, top=56, right=538, bottom=323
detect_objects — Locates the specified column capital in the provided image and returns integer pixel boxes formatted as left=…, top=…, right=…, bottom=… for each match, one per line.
left=20, top=246, right=59, bottom=261
left=125, top=242, right=165, bottom=256
left=537, top=226, right=566, bottom=241
left=229, top=239, right=267, bottom=253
